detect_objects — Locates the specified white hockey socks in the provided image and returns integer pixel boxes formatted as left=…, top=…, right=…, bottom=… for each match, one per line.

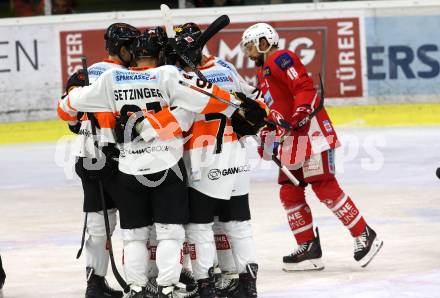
left=147, top=225, right=159, bottom=279
left=155, top=223, right=185, bottom=286
left=122, top=227, right=149, bottom=287
left=186, top=223, right=216, bottom=280
left=213, top=221, right=236, bottom=273
left=223, top=220, right=257, bottom=274
left=85, top=209, right=117, bottom=276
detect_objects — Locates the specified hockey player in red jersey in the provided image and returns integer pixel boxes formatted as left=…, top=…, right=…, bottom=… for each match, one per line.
left=241, top=23, right=383, bottom=270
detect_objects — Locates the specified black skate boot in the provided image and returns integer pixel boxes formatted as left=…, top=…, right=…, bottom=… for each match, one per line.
left=215, top=271, right=240, bottom=298
left=197, top=267, right=218, bottom=298
left=85, top=267, right=123, bottom=298
left=238, top=263, right=258, bottom=298
left=145, top=277, right=158, bottom=298
left=354, top=225, right=383, bottom=267
left=179, top=267, right=198, bottom=293
left=282, top=228, right=324, bottom=272
left=0, top=255, right=5, bottom=290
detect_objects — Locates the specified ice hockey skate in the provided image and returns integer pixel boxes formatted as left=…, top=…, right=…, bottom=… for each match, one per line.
left=238, top=263, right=258, bottom=298
left=282, top=229, right=324, bottom=272
left=215, top=272, right=240, bottom=298
left=0, top=255, right=5, bottom=290
left=354, top=225, right=383, bottom=267
left=85, top=267, right=123, bottom=298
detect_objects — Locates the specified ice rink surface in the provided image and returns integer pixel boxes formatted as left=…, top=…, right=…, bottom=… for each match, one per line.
left=0, top=126, right=439, bottom=298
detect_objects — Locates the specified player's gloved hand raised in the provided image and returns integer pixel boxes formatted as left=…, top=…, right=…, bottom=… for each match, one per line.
left=65, top=69, right=86, bottom=94
left=291, top=105, right=312, bottom=135
left=234, top=92, right=268, bottom=130
left=115, top=105, right=145, bottom=143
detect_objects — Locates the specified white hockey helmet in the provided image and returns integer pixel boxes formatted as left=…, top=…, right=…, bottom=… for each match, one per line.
left=241, top=23, right=279, bottom=54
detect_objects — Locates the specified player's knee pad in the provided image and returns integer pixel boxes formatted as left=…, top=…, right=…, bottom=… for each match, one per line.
left=222, top=220, right=253, bottom=239
left=155, top=223, right=185, bottom=241
left=279, top=183, right=306, bottom=210
left=185, top=223, right=214, bottom=243
left=311, top=176, right=344, bottom=207
left=121, top=226, right=149, bottom=243
left=86, top=209, right=117, bottom=237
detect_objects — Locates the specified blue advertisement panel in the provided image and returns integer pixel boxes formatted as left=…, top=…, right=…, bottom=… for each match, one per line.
left=366, top=16, right=440, bottom=96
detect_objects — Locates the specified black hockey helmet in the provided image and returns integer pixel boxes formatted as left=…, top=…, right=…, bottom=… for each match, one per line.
left=130, top=27, right=168, bottom=61
left=174, top=22, right=203, bottom=66
left=104, top=23, right=141, bottom=56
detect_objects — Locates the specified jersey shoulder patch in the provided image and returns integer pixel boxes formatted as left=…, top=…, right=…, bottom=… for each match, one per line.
left=274, top=52, right=294, bottom=70
left=263, top=66, right=271, bottom=77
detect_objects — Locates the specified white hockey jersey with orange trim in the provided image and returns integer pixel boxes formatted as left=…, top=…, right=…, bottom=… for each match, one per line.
left=57, top=59, right=124, bottom=158
left=58, top=64, right=239, bottom=175
left=182, top=56, right=263, bottom=200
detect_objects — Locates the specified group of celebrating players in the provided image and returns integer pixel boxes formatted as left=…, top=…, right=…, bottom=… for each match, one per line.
left=57, top=19, right=382, bottom=298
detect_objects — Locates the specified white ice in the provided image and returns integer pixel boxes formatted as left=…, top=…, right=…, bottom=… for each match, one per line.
left=0, top=126, right=439, bottom=298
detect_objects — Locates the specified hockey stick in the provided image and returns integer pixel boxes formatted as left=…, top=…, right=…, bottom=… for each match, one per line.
left=160, top=5, right=287, bottom=127
left=76, top=214, right=87, bottom=258
left=196, top=15, right=230, bottom=49
left=81, top=57, right=129, bottom=293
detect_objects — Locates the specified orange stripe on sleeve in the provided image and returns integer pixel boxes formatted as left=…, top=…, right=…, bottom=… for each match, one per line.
left=57, top=105, right=77, bottom=121
left=146, top=108, right=183, bottom=140
left=200, top=85, right=231, bottom=114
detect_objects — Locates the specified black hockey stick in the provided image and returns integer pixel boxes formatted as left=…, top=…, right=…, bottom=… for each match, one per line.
left=81, top=57, right=129, bottom=293
left=159, top=5, right=290, bottom=130
left=196, top=15, right=230, bottom=49
left=76, top=214, right=87, bottom=259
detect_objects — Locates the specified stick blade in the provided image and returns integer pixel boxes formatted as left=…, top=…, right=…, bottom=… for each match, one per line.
left=160, top=4, right=175, bottom=38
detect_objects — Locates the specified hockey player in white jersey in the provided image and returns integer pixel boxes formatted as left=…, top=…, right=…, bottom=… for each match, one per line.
left=59, top=28, right=267, bottom=298
left=57, top=22, right=140, bottom=298
left=172, top=23, right=266, bottom=298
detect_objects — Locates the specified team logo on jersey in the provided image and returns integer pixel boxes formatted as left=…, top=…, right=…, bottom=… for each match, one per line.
left=275, top=53, right=294, bottom=70
left=207, top=165, right=251, bottom=180
left=322, top=120, right=333, bottom=133
left=216, top=59, right=232, bottom=70
left=208, top=169, right=222, bottom=180
left=263, top=90, right=274, bottom=107
left=263, top=66, right=271, bottom=77
left=113, top=70, right=158, bottom=83
left=205, top=72, right=234, bottom=84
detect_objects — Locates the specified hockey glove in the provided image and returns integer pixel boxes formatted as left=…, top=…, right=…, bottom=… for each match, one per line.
left=291, top=105, right=312, bottom=135
left=68, top=120, right=81, bottom=134
left=258, top=124, right=281, bottom=161
left=235, top=92, right=268, bottom=131
left=115, top=105, right=145, bottom=143
left=65, top=69, right=86, bottom=93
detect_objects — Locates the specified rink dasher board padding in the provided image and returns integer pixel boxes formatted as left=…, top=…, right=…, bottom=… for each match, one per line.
left=1, top=103, right=440, bottom=145
left=1, top=0, right=440, bottom=122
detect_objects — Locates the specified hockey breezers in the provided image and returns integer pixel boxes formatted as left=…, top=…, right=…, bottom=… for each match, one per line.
left=80, top=57, right=129, bottom=293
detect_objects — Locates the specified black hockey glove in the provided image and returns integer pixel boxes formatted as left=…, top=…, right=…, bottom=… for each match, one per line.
left=68, top=121, right=81, bottom=134
left=234, top=92, right=268, bottom=131
left=231, top=111, right=263, bottom=137
left=115, top=105, right=145, bottom=143
left=65, top=69, right=86, bottom=93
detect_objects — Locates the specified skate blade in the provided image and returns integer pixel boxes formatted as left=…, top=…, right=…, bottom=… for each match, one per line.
left=359, top=237, right=383, bottom=268
left=282, top=258, right=325, bottom=272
